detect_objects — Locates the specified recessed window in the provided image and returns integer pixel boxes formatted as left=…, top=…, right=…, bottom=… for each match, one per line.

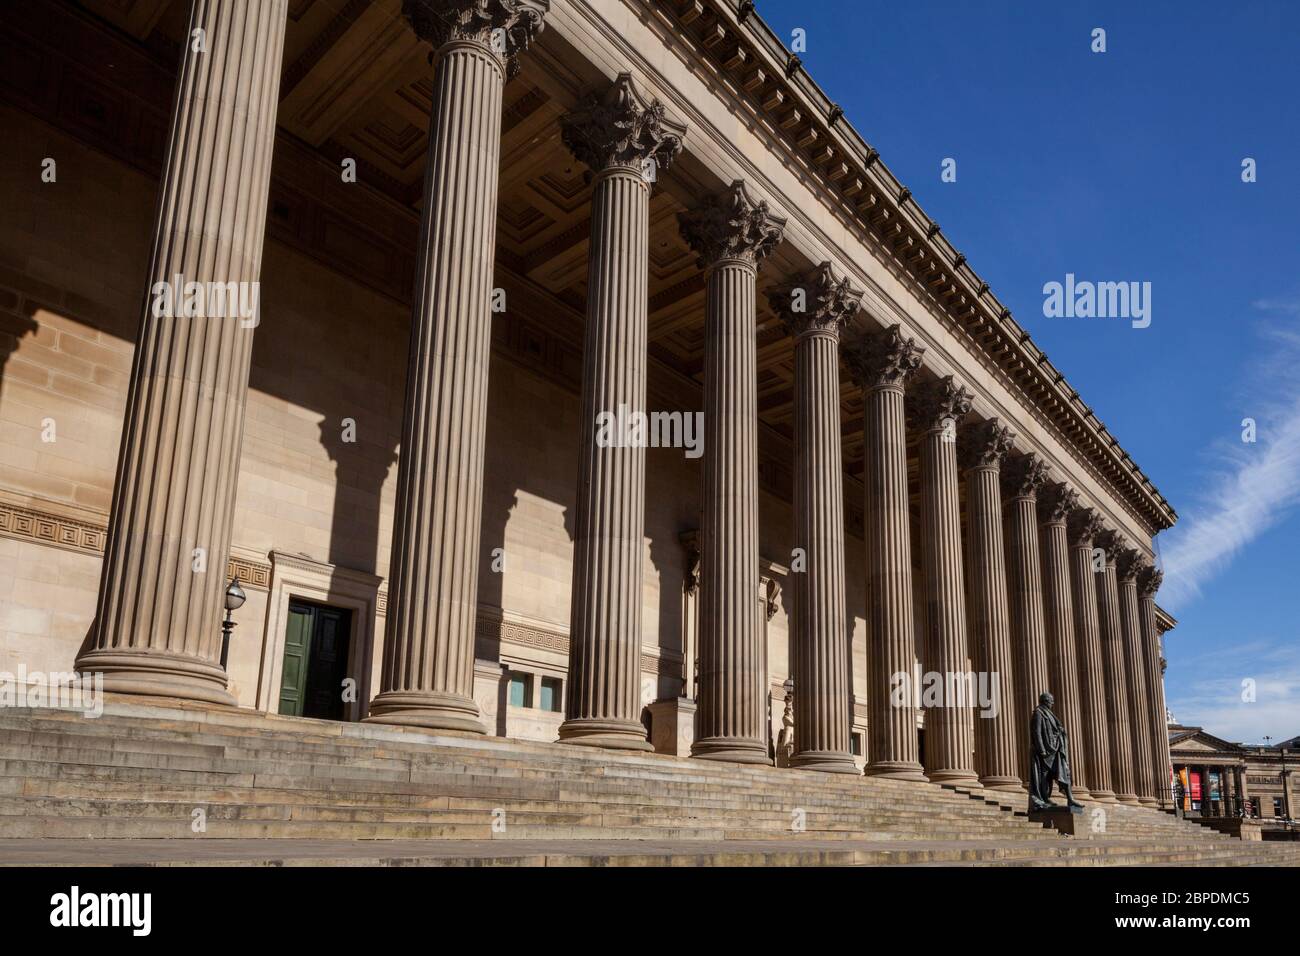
left=507, top=672, right=532, bottom=709
left=1274, top=798, right=1284, bottom=817
left=539, top=676, right=562, bottom=713
left=849, top=733, right=862, bottom=756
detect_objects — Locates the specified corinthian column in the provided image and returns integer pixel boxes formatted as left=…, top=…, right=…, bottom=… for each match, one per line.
left=1096, top=530, right=1140, bottom=804
left=911, top=376, right=978, bottom=786
left=1037, top=483, right=1089, bottom=797
left=848, top=326, right=926, bottom=781
left=678, top=181, right=785, bottom=763
left=368, top=0, right=548, bottom=731
left=960, top=419, right=1020, bottom=790
left=1118, top=548, right=1158, bottom=806
left=1138, top=565, right=1173, bottom=807
left=557, top=75, right=685, bottom=750
left=768, top=263, right=861, bottom=773
left=1067, top=506, right=1115, bottom=801
left=77, top=0, right=290, bottom=704
left=1002, top=453, right=1052, bottom=786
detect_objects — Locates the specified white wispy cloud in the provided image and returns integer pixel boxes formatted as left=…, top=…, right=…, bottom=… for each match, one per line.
left=1159, top=308, right=1300, bottom=610
left=1167, top=640, right=1300, bottom=743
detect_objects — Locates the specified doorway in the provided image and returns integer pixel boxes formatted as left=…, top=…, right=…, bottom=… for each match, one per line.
left=278, top=599, right=353, bottom=720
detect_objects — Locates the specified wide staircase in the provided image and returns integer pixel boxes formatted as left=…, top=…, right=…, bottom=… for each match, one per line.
left=1, top=700, right=1298, bottom=866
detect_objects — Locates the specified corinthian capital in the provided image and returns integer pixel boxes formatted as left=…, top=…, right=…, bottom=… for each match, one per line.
left=959, top=418, right=1015, bottom=471
left=1037, top=481, right=1079, bottom=525
left=767, top=261, right=862, bottom=340
left=1116, top=547, right=1142, bottom=583
left=1002, top=452, right=1050, bottom=500
left=1138, top=564, right=1163, bottom=598
left=847, top=324, right=925, bottom=391
left=1095, top=528, right=1128, bottom=563
left=907, top=375, right=973, bottom=434
left=1067, top=506, right=1105, bottom=546
left=561, top=73, right=685, bottom=176
left=402, top=0, right=548, bottom=77
left=678, top=180, right=786, bottom=269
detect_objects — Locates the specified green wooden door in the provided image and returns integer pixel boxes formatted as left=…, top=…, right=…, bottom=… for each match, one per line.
left=303, top=606, right=349, bottom=721
left=278, top=603, right=314, bottom=717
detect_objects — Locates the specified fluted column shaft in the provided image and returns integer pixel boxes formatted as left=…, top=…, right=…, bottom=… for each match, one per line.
left=770, top=264, right=860, bottom=773
left=962, top=425, right=1019, bottom=790
left=1139, top=567, right=1173, bottom=807
left=369, top=6, right=544, bottom=730
left=1003, top=455, right=1051, bottom=787
left=1038, top=502, right=1089, bottom=797
left=915, top=378, right=977, bottom=786
left=679, top=182, right=784, bottom=763
left=851, top=326, right=926, bottom=781
left=1068, top=510, right=1115, bottom=800
left=559, top=167, right=652, bottom=748
left=1096, top=539, right=1139, bottom=804
left=694, top=258, right=764, bottom=761
left=1119, top=561, right=1157, bottom=805
left=557, top=75, right=683, bottom=750
left=78, top=0, right=289, bottom=704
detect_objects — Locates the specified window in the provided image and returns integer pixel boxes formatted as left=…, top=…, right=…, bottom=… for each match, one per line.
left=849, top=733, right=862, bottom=756
left=507, top=672, right=532, bottom=709
left=539, top=677, right=562, bottom=713
left=1274, top=797, right=1284, bottom=817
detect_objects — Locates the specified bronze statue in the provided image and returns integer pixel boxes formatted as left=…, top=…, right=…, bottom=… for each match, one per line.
left=1029, top=692, right=1084, bottom=813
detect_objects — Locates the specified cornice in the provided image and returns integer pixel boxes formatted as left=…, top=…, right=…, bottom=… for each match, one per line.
left=650, top=0, right=1176, bottom=535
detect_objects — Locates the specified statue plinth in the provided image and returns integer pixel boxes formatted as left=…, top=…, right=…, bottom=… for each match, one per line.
left=1029, top=805, right=1100, bottom=839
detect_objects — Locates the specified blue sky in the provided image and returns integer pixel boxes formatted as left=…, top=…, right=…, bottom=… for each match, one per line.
left=755, top=0, right=1300, bottom=743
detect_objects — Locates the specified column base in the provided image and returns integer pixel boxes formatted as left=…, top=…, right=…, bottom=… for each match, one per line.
left=558, top=717, right=653, bottom=752
left=865, top=760, right=928, bottom=782
left=75, top=649, right=236, bottom=707
left=979, top=776, right=1025, bottom=792
left=364, top=689, right=484, bottom=734
left=790, top=750, right=860, bottom=774
left=1138, top=796, right=1161, bottom=808
left=691, top=735, right=770, bottom=765
left=926, top=768, right=981, bottom=786
left=1071, top=785, right=1092, bottom=800
left=1087, top=788, right=1118, bottom=803
left=1116, top=792, right=1142, bottom=805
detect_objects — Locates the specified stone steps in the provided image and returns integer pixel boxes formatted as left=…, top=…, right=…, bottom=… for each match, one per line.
left=3, top=702, right=1299, bottom=866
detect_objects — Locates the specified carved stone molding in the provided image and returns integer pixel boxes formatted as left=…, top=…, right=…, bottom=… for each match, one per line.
left=1067, top=506, right=1106, bottom=546
left=560, top=72, right=685, bottom=175
left=401, top=0, right=548, bottom=77
left=959, top=418, right=1015, bottom=471
left=907, top=375, right=973, bottom=434
left=766, top=260, right=862, bottom=341
left=0, top=501, right=271, bottom=589
left=1116, top=547, right=1142, bottom=583
left=677, top=180, right=786, bottom=269
left=1138, top=564, right=1164, bottom=599
left=1002, top=452, right=1050, bottom=500
left=1038, top=481, right=1080, bottom=525
left=846, top=323, right=925, bottom=391
left=1095, top=529, right=1128, bottom=563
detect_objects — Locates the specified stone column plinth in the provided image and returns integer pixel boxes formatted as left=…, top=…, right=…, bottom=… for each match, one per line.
left=77, top=0, right=291, bottom=705
left=768, top=263, right=861, bottom=774
left=1067, top=506, right=1115, bottom=801
left=368, top=0, right=547, bottom=731
left=678, top=181, right=785, bottom=763
left=911, top=376, right=978, bottom=786
left=1138, top=565, right=1173, bottom=807
left=557, top=75, right=684, bottom=750
left=1037, top=483, right=1089, bottom=797
left=1096, top=530, right=1140, bottom=805
left=1118, top=549, right=1158, bottom=806
left=961, top=420, right=1021, bottom=791
left=848, top=325, right=926, bottom=781
left=1002, top=453, right=1052, bottom=787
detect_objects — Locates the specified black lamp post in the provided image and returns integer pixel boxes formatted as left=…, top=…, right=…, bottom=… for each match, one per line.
left=219, top=577, right=246, bottom=670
